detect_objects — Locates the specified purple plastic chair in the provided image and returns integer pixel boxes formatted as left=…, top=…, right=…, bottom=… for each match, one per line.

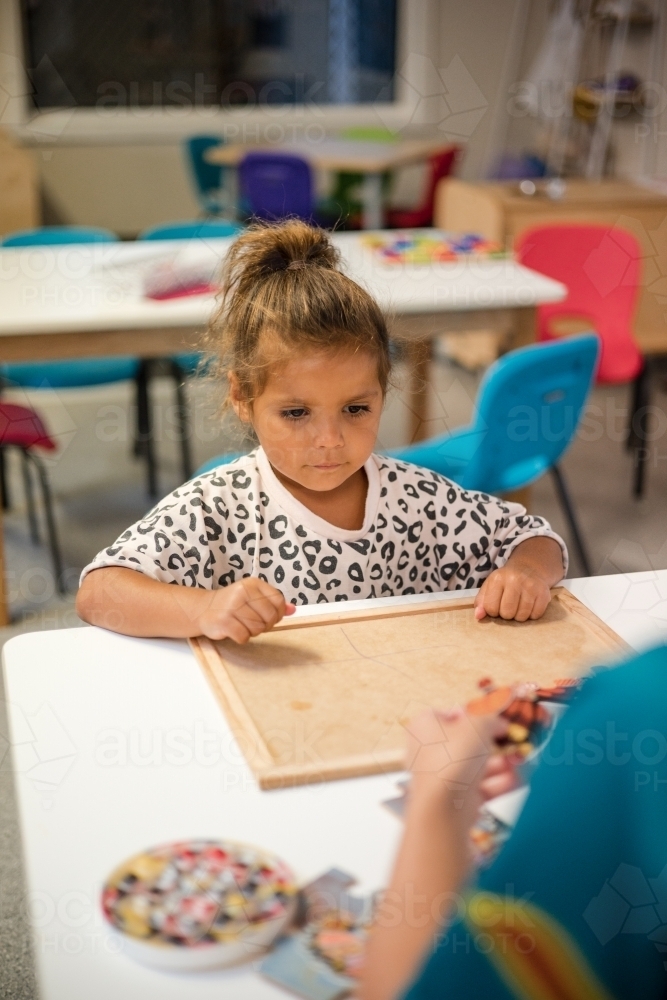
left=239, top=152, right=315, bottom=221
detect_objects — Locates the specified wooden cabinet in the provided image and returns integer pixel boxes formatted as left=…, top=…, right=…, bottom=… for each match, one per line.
left=0, top=129, right=39, bottom=239
left=435, top=179, right=667, bottom=355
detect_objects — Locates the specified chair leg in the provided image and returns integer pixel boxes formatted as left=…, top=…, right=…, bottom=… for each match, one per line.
left=171, top=361, right=193, bottom=482
left=628, top=360, right=651, bottom=499
left=135, top=361, right=158, bottom=499
left=0, top=447, right=9, bottom=511
left=549, top=465, right=592, bottom=578
left=20, top=449, right=40, bottom=544
left=26, top=451, right=66, bottom=596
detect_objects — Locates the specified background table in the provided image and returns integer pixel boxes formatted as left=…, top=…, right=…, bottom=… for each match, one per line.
left=207, top=139, right=455, bottom=229
left=0, top=235, right=565, bottom=624
left=3, top=572, right=667, bottom=999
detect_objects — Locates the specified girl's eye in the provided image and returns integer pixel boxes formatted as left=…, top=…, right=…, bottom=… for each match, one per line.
left=281, top=408, right=308, bottom=420
left=345, top=404, right=371, bottom=417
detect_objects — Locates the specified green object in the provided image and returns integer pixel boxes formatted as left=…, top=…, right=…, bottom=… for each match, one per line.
left=319, top=128, right=396, bottom=228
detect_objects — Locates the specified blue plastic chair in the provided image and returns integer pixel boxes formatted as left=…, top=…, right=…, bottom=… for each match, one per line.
left=138, top=220, right=243, bottom=482
left=184, top=136, right=230, bottom=217
left=140, top=219, right=242, bottom=242
left=0, top=226, right=160, bottom=498
left=390, top=335, right=600, bottom=576
left=239, top=152, right=315, bottom=222
left=195, top=452, right=246, bottom=477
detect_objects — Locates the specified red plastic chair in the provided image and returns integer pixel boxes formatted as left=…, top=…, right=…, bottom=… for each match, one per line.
left=515, top=225, right=647, bottom=494
left=0, top=403, right=65, bottom=594
left=515, top=225, right=642, bottom=383
left=386, top=146, right=461, bottom=229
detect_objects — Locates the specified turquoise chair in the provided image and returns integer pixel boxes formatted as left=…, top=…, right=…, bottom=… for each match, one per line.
left=390, top=335, right=600, bottom=576
left=195, top=452, right=245, bottom=477
left=183, top=136, right=229, bottom=217
left=0, top=226, right=159, bottom=497
left=138, top=220, right=243, bottom=481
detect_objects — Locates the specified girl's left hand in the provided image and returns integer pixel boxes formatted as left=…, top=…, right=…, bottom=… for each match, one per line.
left=474, top=536, right=565, bottom=622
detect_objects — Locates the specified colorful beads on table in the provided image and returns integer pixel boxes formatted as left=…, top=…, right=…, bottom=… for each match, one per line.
left=363, top=231, right=507, bottom=265
left=101, top=839, right=297, bottom=949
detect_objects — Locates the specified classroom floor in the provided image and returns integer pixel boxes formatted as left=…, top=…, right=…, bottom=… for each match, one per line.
left=1, top=354, right=666, bottom=998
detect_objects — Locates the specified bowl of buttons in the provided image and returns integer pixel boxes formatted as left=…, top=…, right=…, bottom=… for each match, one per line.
left=101, top=839, right=298, bottom=971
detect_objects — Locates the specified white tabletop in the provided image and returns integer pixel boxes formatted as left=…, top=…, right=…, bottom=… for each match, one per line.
left=3, top=572, right=666, bottom=1000
left=0, top=232, right=566, bottom=338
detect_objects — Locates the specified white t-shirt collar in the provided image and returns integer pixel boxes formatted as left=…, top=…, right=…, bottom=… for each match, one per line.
left=255, top=446, right=381, bottom=541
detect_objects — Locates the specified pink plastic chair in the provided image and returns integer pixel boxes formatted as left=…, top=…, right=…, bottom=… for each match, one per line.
left=0, top=402, right=64, bottom=593
left=515, top=225, right=647, bottom=494
left=515, top=224, right=643, bottom=383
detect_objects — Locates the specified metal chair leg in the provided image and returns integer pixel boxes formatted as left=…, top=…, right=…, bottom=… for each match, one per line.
left=628, top=360, right=651, bottom=499
left=549, top=464, right=592, bottom=578
left=171, top=361, right=193, bottom=482
left=0, top=447, right=9, bottom=511
left=135, top=361, right=158, bottom=498
left=26, top=450, right=66, bottom=596
left=20, top=449, right=40, bottom=544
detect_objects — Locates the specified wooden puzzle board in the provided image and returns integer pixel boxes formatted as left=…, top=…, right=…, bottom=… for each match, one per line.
left=190, top=589, right=628, bottom=789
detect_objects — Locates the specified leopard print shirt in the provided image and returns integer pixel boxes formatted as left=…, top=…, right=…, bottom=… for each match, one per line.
left=81, top=448, right=567, bottom=603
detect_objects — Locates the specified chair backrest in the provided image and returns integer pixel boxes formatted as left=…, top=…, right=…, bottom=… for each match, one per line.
left=139, top=220, right=243, bottom=241
left=460, top=334, right=600, bottom=494
left=195, top=453, right=246, bottom=477
left=424, top=147, right=460, bottom=207
left=185, top=135, right=223, bottom=196
left=515, top=225, right=642, bottom=383
left=1, top=225, right=118, bottom=247
left=239, top=152, right=314, bottom=221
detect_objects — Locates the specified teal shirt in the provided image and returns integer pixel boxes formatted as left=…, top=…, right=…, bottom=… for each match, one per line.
left=403, top=645, right=667, bottom=1000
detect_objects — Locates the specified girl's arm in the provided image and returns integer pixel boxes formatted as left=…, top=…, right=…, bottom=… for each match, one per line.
left=360, top=709, right=516, bottom=1000
left=76, top=567, right=293, bottom=641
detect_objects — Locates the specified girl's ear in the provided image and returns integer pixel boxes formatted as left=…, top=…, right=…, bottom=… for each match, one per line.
left=227, top=372, right=252, bottom=424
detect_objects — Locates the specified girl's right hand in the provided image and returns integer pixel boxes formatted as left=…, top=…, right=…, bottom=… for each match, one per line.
left=196, top=578, right=295, bottom=643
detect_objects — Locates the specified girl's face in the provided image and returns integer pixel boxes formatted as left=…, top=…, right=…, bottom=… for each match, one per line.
left=231, top=347, right=383, bottom=492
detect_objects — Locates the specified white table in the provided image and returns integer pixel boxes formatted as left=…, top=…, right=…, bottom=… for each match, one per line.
left=4, top=574, right=667, bottom=1000
left=0, top=233, right=565, bottom=624
left=206, top=138, right=454, bottom=230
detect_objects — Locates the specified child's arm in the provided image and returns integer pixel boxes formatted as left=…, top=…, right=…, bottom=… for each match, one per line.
left=474, top=536, right=564, bottom=622
left=76, top=568, right=294, bottom=641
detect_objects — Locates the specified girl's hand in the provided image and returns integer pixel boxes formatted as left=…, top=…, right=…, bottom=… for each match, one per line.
left=405, top=707, right=519, bottom=836
left=474, top=536, right=565, bottom=622
left=196, top=578, right=295, bottom=643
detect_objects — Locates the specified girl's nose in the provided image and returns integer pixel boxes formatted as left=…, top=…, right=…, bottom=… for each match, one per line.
left=311, top=416, right=345, bottom=448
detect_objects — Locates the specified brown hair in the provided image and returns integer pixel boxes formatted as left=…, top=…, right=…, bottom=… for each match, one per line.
left=204, top=220, right=391, bottom=407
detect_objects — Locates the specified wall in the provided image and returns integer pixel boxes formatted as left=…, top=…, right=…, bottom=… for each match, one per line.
left=1, top=0, right=532, bottom=233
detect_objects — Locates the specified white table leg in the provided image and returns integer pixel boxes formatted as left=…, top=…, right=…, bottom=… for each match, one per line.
left=361, top=172, right=384, bottom=230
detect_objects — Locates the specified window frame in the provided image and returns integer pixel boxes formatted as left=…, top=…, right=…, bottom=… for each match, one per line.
left=1, top=0, right=439, bottom=144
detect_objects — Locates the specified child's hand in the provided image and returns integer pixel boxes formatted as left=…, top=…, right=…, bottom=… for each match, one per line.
left=197, top=578, right=295, bottom=643
left=474, top=536, right=564, bottom=622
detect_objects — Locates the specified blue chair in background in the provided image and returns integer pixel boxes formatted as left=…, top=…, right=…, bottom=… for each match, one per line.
left=194, top=452, right=245, bottom=478
left=239, top=152, right=315, bottom=222
left=138, top=219, right=243, bottom=481
left=0, top=226, right=159, bottom=499
left=183, top=136, right=230, bottom=217
left=390, top=335, right=600, bottom=576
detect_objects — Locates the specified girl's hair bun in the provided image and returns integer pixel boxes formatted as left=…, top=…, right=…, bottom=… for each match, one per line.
left=233, top=220, right=339, bottom=282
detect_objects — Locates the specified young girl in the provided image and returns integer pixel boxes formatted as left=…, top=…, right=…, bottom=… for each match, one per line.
left=77, top=221, right=567, bottom=642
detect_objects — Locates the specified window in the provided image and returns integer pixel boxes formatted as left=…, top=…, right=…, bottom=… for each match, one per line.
left=22, top=0, right=397, bottom=110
